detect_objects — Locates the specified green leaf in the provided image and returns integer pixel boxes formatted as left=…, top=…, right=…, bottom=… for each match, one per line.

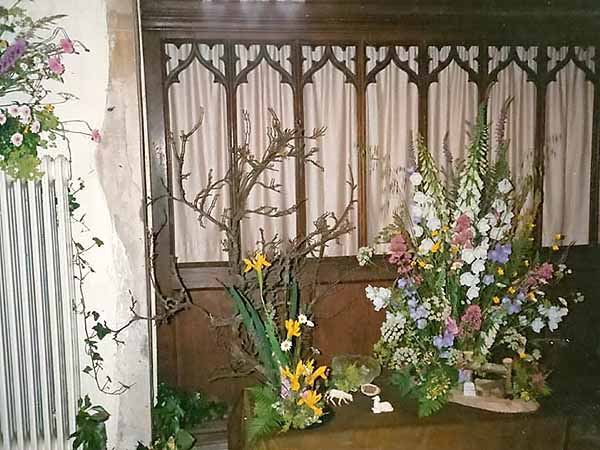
left=174, top=429, right=196, bottom=450
left=92, top=322, right=111, bottom=340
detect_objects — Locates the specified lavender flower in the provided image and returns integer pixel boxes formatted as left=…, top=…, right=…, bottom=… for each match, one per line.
left=502, top=296, right=522, bottom=315
left=0, top=39, right=27, bottom=74
left=488, top=243, right=512, bottom=264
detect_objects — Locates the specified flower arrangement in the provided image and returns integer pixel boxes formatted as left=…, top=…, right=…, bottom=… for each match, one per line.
left=365, top=104, right=584, bottom=416
left=0, top=1, right=100, bottom=180
left=228, top=252, right=329, bottom=445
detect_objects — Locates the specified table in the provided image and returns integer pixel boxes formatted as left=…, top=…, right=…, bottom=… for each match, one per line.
left=228, top=380, right=571, bottom=450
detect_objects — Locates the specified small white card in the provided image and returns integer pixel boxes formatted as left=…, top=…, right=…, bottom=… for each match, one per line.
left=463, top=381, right=476, bottom=397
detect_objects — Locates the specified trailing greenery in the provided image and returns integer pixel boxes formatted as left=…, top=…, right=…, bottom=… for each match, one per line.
left=70, top=396, right=109, bottom=450
left=139, top=383, right=226, bottom=450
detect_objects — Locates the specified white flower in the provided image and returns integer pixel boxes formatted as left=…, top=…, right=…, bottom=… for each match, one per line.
left=532, top=349, right=542, bottom=360
left=459, top=271, right=479, bottom=287
left=280, top=340, right=292, bottom=352
left=8, top=105, right=19, bottom=117
left=410, top=172, right=423, bottom=186
left=411, top=205, right=423, bottom=219
left=413, top=224, right=424, bottom=238
left=365, top=285, right=392, bottom=311
left=357, top=246, right=374, bottom=266
left=0, top=112, right=6, bottom=125
left=426, top=216, right=441, bottom=231
left=473, top=243, right=489, bottom=260
left=501, top=211, right=514, bottom=225
left=531, top=318, right=545, bottom=333
left=492, top=199, right=507, bottom=213
left=418, top=238, right=434, bottom=255
left=461, top=248, right=476, bottom=264
left=490, top=227, right=505, bottom=240
left=477, top=218, right=491, bottom=234
left=451, top=261, right=463, bottom=271
left=0, top=154, right=4, bottom=162
left=466, top=285, right=480, bottom=300
left=498, top=179, right=513, bottom=194
left=485, top=212, right=498, bottom=227
left=298, top=313, right=315, bottom=327
left=33, top=56, right=42, bottom=66
left=31, top=120, right=41, bottom=133
left=471, top=259, right=486, bottom=274
left=413, top=191, right=429, bottom=205
left=11, top=133, right=23, bottom=147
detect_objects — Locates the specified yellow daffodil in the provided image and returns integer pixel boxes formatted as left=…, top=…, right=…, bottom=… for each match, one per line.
left=306, top=365, right=328, bottom=387
left=243, top=252, right=272, bottom=273
left=492, top=296, right=500, bottom=304
left=304, top=359, right=315, bottom=375
left=298, top=390, right=323, bottom=416
left=508, top=287, right=516, bottom=295
left=282, top=360, right=306, bottom=391
left=285, top=319, right=301, bottom=339
left=554, top=233, right=563, bottom=241
left=431, top=240, right=441, bottom=253
left=497, top=267, right=504, bottom=276
left=552, top=244, right=559, bottom=251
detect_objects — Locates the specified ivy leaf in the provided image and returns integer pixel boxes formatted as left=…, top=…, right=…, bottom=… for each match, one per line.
left=92, top=322, right=111, bottom=340
left=92, top=237, right=104, bottom=247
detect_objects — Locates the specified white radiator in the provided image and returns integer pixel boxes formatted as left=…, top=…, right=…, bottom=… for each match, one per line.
left=0, top=156, right=80, bottom=450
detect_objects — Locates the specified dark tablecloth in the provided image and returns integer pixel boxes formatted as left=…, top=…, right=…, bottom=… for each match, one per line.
left=228, top=381, right=571, bottom=450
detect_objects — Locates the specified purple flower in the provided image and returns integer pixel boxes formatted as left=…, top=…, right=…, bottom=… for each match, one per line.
left=483, top=274, right=494, bottom=285
left=0, top=39, right=27, bottom=74
left=488, top=243, right=512, bottom=264
left=48, top=56, right=65, bottom=75
left=502, top=296, right=522, bottom=315
left=433, top=330, right=455, bottom=350
left=446, top=317, right=459, bottom=336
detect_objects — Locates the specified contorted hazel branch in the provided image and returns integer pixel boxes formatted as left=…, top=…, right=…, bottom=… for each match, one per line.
left=155, top=108, right=357, bottom=380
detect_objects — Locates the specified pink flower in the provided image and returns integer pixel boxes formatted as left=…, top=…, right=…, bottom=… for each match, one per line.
left=8, top=105, right=19, bottom=117
left=460, top=305, right=482, bottom=332
left=59, top=38, right=75, bottom=54
left=91, top=129, right=101, bottom=143
left=446, top=317, right=459, bottom=336
left=48, top=56, right=64, bottom=75
left=536, top=263, right=554, bottom=281
left=11, top=132, right=23, bottom=147
left=0, top=112, right=6, bottom=125
left=455, top=214, right=472, bottom=231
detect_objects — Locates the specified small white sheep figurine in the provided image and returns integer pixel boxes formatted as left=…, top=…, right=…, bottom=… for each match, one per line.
left=325, top=389, right=354, bottom=406
left=371, top=395, right=394, bottom=414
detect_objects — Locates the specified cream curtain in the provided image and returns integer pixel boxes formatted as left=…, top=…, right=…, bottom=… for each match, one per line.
left=166, top=44, right=596, bottom=262
left=166, top=43, right=229, bottom=262
left=543, top=47, right=594, bottom=246
left=236, top=45, right=297, bottom=255
left=303, top=46, right=359, bottom=256
left=365, top=46, right=418, bottom=243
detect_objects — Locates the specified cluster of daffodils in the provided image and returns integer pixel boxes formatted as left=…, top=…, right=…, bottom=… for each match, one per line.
left=0, top=4, right=100, bottom=180
left=238, top=250, right=329, bottom=439
left=366, top=110, right=584, bottom=416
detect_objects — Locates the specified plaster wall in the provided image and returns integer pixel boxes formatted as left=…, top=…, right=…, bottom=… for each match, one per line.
left=25, top=0, right=152, bottom=447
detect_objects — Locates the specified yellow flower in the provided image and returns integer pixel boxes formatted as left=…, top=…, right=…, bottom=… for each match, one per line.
left=418, top=260, right=427, bottom=268
left=520, top=391, right=531, bottom=402
left=306, top=365, right=328, bottom=387
left=524, top=260, right=530, bottom=267
left=508, top=287, right=516, bottom=295
left=431, top=230, right=439, bottom=238
left=410, top=260, right=417, bottom=267
left=552, top=244, right=559, bottom=251
left=285, top=319, right=301, bottom=339
left=243, top=252, right=272, bottom=273
left=45, top=104, right=55, bottom=112
left=450, top=245, right=459, bottom=254
left=554, top=233, right=563, bottom=241
left=497, top=267, right=504, bottom=276
left=282, top=360, right=306, bottom=391
left=304, top=359, right=315, bottom=375
left=527, top=223, right=535, bottom=230
left=442, top=226, right=449, bottom=233
left=492, top=296, right=500, bottom=304
left=298, top=390, right=323, bottom=416
left=431, top=240, right=441, bottom=253
left=528, top=292, right=536, bottom=302
left=519, top=351, right=527, bottom=359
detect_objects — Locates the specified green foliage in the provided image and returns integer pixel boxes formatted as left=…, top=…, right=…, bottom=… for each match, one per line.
left=149, top=383, right=226, bottom=450
left=246, top=385, right=284, bottom=446
left=390, top=367, right=415, bottom=397
left=391, top=366, right=455, bottom=417
left=330, top=362, right=371, bottom=393
left=70, top=396, right=109, bottom=450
